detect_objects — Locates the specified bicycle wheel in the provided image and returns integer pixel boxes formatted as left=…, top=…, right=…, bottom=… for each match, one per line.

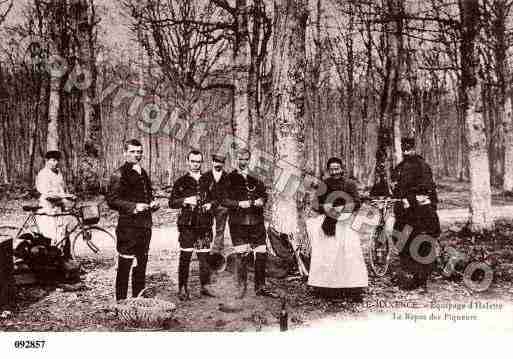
left=71, top=226, right=116, bottom=263
left=369, top=225, right=392, bottom=277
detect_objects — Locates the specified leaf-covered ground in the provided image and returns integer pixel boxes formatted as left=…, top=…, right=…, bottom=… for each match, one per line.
left=1, top=220, right=512, bottom=332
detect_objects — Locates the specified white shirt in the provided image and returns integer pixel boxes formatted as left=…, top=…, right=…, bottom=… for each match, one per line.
left=35, top=166, right=68, bottom=242
left=36, top=167, right=66, bottom=209
left=189, top=171, right=201, bottom=182
left=132, top=163, right=142, bottom=175
left=213, top=169, right=223, bottom=183
left=239, top=169, right=249, bottom=179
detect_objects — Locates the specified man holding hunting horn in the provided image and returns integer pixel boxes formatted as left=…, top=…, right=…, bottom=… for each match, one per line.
left=222, top=148, right=278, bottom=299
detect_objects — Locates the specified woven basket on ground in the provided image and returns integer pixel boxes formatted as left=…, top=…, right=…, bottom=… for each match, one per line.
left=115, top=288, right=176, bottom=327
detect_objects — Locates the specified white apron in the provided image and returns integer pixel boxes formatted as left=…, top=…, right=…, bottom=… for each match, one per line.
left=306, top=215, right=369, bottom=288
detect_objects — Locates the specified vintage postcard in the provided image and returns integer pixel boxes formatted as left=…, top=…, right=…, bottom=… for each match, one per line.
left=0, top=0, right=512, bottom=355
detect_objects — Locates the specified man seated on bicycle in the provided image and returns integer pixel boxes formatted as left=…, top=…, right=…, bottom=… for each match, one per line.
left=35, top=150, right=76, bottom=257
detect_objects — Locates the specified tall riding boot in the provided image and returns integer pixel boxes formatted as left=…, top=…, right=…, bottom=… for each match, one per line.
left=234, top=253, right=248, bottom=299
left=197, top=252, right=216, bottom=297
left=254, top=253, right=278, bottom=298
left=178, top=250, right=192, bottom=301
left=62, top=236, right=72, bottom=260
left=414, top=268, right=430, bottom=292
left=132, top=254, right=148, bottom=297
left=115, top=256, right=133, bottom=301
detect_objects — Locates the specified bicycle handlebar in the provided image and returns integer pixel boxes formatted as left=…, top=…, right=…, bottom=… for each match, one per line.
left=24, top=201, right=82, bottom=217
left=34, top=210, right=80, bottom=217
left=362, top=196, right=403, bottom=203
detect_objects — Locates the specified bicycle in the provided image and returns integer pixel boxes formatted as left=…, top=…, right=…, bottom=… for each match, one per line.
left=364, top=196, right=402, bottom=277
left=0, top=200, right=115, bottom=262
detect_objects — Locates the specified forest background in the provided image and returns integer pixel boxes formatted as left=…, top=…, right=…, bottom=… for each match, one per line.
left=0, top=0, right=512, bottom=233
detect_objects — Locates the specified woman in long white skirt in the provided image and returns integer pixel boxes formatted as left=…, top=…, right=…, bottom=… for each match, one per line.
left=306, top=157, right=368, bottom=301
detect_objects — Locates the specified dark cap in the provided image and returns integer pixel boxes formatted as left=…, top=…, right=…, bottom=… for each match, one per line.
left=401, top=137, right=415, bottom=152
left=326, top=157, right=344, bottom=169
left=212, top=154, right=226, bottom=163
left=45, top=150, right=62, bottom=160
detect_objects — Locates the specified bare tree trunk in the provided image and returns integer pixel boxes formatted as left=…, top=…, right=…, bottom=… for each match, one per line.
left=432, top=88, right=441, bottom=178
left=70, top=0, right=104, bottom=193
left=346, top=1, right=356, bottom=178
left=0, top=99, right=8, bottom=184
left=311, top=0, right=322, bottom=178
left=460, top=0, right=493, bottom=230
left=248, top=0, right=270, bottom=151
left=358, top=6, right=373, bottom=184
left=232, top=0, right=251, bottom=150
left=270, top=0, right=307, bottom=237
left=47, top=74, right=60, bottom=151
left=455, top=87, right=465, bottom=180
left=491, top=0, right=513, bottom=192
left=503, top=95, right=513, bottom=191
left=375, top=0, right=404, bottom=184
left=393, top=96, right=403, bottom=165
left=27, top=91, right=39, bottom=184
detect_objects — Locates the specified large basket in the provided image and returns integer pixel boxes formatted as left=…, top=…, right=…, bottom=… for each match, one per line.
left=115, top=288, right=176, bottom=328
left=80, top=204, right=100, bottom=225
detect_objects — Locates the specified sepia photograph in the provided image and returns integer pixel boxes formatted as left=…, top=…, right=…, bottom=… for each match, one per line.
left=0, top=0, right=512, bottom=345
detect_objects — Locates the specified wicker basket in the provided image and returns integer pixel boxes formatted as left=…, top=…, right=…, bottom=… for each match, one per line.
left=115, top=288, right=176, bottom=328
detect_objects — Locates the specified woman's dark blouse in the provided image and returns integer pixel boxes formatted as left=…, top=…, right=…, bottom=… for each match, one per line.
left=316, top=177, right=361, bottom=214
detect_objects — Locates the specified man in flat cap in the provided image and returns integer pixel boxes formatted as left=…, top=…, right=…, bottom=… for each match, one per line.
left=35, top=150, right=75, bottom=257
left=201, top=154, right=230, bottom=255
left=392, top=137, right=440, bottom=291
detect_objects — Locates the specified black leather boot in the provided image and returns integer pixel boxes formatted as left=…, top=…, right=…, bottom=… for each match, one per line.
left=115, top=256, right=133, bottom=301
left=254, top=253, right=278, bottom=298
left=132, top=254, right=148, bottom=297
left=62, top=237, right=72, bottom=260
left=234, top=253, right=248, bottom=299
left=178, top=251, right=192, bottom=301
left=414, top=272, right=429, bottom=293
left=197, top=252, right=216, bottom=297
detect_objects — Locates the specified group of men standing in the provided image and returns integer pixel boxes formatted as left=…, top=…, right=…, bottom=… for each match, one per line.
left=35, top=135, right=439, bottom=303
left=107, top=140, right=277, bottom=302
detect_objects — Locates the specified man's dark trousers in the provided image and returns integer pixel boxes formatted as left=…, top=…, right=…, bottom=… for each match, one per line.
left=212, top=206, right=228, bottom=252
left=107, top=162, right=153, bottom=301
left=115, top=227, right=151, bottom=300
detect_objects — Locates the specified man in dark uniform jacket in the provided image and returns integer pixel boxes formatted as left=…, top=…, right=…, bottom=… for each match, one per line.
left=392, top=137, right=440, bottom=291
left=107, top=139, right=158, bottom=301
left=201, top=154, right=230, bottom=254
left=223, top=148, right=278, bottom=299
left=169, top=150, right=216, bottom=300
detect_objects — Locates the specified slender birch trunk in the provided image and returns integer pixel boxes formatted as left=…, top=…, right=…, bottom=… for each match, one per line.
left=270, top=0, right=307, bottom=237
left=503, top=95, right=513, bottom=191
left=232, top=0, right=251, bottom=151
left=46, top=73, right=60, bottom=151
left=460, top=0, right=493, bottom=230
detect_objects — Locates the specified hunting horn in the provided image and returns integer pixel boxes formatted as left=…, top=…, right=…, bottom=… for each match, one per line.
left=206, top=244, right=252, bottom=273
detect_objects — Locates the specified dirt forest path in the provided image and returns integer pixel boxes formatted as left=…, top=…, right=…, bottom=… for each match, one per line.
left=138, top=205, right=513, bottom=254
left=2, top=204, right=513, bottom=332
